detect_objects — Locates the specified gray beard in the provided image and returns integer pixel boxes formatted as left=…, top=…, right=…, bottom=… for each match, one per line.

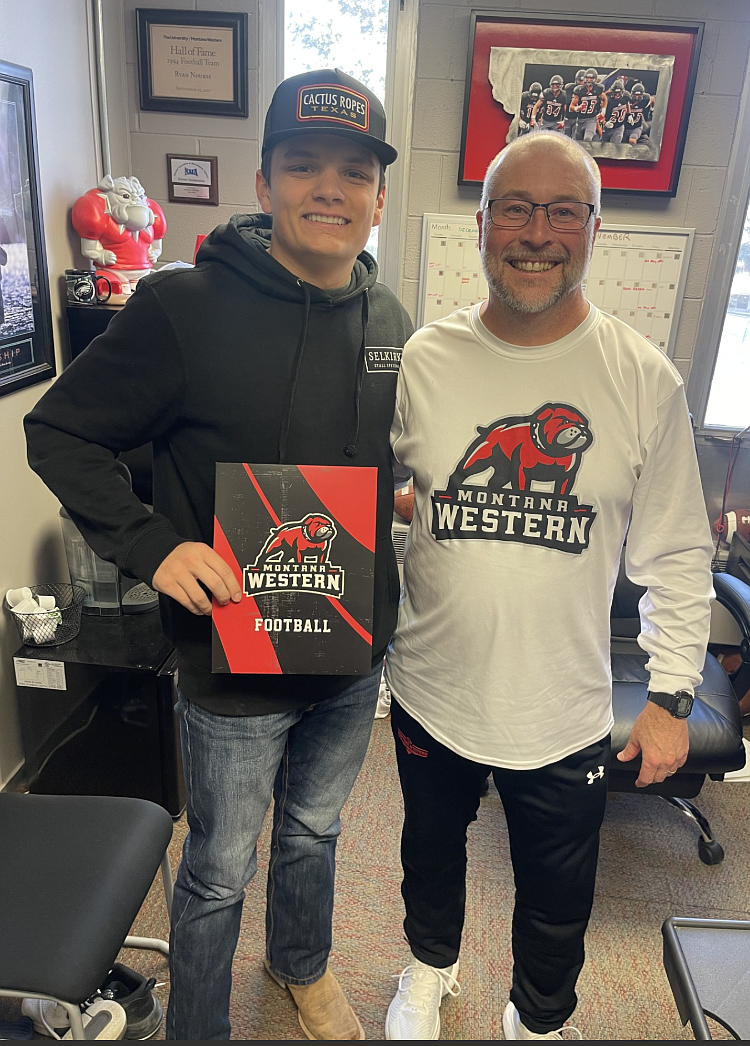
left=481, top=240, right=591, bottom=315
left=482, top=257, right=585, bottom=314
left=489, top=276, right=569, bottom=314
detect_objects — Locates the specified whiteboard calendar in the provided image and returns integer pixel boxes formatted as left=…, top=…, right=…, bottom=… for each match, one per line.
left=417, top=214, right=694, bottom=359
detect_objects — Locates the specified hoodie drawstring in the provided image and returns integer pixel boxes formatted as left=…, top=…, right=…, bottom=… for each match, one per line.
left=279, top=282, right=368, bottom=462
left=344, top=290, right=368, bottom=458
left=278, top=280, right=311, bottom=463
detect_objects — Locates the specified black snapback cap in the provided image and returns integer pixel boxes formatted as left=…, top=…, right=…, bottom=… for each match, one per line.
left=262, top=68, right=397, bottom=167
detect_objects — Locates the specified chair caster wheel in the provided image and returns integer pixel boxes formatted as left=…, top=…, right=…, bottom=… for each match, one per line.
left=698, top=838, right=724, bottom=865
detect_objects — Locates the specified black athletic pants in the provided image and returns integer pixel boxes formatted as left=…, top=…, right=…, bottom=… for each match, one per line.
left=391, top=699, right=610, bottom=1035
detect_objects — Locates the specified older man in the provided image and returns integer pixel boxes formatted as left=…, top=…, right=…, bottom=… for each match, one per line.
left=384, top=132, right=713, bottom=1040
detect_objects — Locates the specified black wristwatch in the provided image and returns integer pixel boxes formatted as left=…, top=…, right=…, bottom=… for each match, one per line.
left=647, top=690, right=694, bottom=719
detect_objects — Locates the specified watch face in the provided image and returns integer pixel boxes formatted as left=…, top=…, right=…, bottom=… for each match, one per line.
left=675, top=693, right=693, bottom=717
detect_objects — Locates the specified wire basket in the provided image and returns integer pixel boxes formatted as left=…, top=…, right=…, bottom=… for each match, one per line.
left=6, top=584, right=86, bottom=647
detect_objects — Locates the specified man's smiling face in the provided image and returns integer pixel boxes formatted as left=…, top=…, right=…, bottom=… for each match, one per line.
left=256, top=134, right=385, bottom=285
left=478, top=142, right=600, bottom=316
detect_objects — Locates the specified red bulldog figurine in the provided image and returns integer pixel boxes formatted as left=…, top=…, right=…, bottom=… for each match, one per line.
left=72, top=175, right=167, bottom=302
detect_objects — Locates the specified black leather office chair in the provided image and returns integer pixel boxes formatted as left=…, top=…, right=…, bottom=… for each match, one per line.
left=609, top=555, right=747, bottom=864
left=0, top=794, right=173, bottom=1039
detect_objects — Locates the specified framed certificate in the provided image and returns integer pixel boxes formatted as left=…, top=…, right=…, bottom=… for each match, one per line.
left=136, top=8, right=248, bottom=117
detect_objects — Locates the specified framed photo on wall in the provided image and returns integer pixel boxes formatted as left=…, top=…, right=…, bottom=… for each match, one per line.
left=460, top=12, right=703, bottom=196
left=0, top=60, right=55, bottom=398
left=137, top=8, right=249, bottom=117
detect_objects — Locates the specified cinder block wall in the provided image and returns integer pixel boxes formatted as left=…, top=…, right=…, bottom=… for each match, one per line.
left=109, top=0, right=262, bottom=268
left=400, top=0, right=750, bottom=389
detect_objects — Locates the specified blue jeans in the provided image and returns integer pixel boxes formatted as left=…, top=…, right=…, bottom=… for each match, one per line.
left=166, top=665, right=380, bottom=1041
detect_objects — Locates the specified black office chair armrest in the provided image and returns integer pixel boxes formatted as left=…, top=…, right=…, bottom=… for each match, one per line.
left=611, top=680, right=744, bottom=776
left=712, top=572, right=750, bottom=704
left=712, top=572, right=750, bottom=644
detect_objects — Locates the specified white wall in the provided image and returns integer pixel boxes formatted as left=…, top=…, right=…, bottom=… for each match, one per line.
left=0, top=0, right=100, bottom=786
left=401, top=0, right=750, bottom=386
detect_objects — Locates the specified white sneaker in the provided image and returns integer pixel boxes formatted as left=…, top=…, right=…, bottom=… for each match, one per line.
left=21, top=997, right=71, bottom=1037
left=502, top=1001, right=582, bottom=1039
left=385, top=957, right=460, bottom=1039
left=375, top=680, right=392, bottom=719
left=62, top=1000, right=127, bottom=1040
left=22, top=997, right=127, bottom=1040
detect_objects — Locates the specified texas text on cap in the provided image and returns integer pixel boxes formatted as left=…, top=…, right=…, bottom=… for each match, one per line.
left=262, top=67, right=398, bottom=167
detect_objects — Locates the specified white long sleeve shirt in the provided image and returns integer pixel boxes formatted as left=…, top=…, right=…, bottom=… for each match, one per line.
left=386, top=304, right=714, bottom=769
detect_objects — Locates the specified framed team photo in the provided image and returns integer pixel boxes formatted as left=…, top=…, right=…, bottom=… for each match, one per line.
left=508, top=61, right=664, bottom=158
left=0, top=60, right=55, bottom=397
left=460, top=12, right=703, bottom=196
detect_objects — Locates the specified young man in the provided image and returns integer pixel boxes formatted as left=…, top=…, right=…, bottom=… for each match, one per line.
left=601, top=80, right=631, bottom=145
left=627, top=83, right=654, bottom=145
left=563, top=70, right=586, bottom=138
left=384, top=132, right=713, bottom=1040
left=517, top=82, right=542, bottom=136
left=25, top=68, right=411, bottom=1041
left=531, top=75, right=567, bottom=132
left=570, top=68, right=606, bottom=142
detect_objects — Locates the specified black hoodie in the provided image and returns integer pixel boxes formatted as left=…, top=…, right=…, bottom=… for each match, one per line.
left=25, top=214, right=413, bottom=713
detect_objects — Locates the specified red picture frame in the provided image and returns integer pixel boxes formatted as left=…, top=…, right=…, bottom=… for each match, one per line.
left=460, top=12, right=703, bottom=196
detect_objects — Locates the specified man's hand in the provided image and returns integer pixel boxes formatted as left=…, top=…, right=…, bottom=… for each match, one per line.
left=152, top=541, right=242, bottom=616
left=617, top=701, right=689, bottom=787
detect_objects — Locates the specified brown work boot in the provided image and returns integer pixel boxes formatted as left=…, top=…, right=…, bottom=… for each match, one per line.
left=265, top=962, right=365, bottom=1039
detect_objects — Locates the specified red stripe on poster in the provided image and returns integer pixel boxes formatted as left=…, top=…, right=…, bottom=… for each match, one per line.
left=212, top=517, right=282, bottom=674
left=243, top=463, right=281, bottom=527
left=240, top=462, right=373, bottom=649
left=325, top=595, right=372, bottom=646
left=298, top=465, right=377, bottom=552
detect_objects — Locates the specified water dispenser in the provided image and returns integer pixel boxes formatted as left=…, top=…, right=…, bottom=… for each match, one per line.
left=59, top=507, right=158, bottom=616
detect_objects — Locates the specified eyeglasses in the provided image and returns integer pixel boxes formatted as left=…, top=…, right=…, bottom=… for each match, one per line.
left=486, top=199, right=596, bottom=231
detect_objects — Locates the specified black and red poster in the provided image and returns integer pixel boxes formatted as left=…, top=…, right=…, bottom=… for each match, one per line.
left=212, top=463, right=376, bottom=675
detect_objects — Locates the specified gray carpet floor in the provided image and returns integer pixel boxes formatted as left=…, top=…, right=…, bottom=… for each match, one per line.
left=3, top=716, right=749, bottom=1040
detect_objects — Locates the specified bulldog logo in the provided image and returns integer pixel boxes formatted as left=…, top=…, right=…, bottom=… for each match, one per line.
left=244, top=513, right=345, bottom=597
left=448, top=403, right=593, bottom=497
left=432, top=403, right=597, bottom=554
left=255, top=513, right=337, bottom=566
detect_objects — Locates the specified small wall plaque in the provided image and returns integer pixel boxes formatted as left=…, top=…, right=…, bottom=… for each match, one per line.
left=167, top=154, right=219, bottom=205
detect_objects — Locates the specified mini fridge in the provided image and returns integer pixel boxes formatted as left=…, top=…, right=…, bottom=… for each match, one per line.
left=14, top=611, right=185, bottom=817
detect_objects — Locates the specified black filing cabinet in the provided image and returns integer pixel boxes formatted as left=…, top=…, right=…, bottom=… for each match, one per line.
left=14, top=612, right=185, bottom=817
left=66, top=302, right=122, bottom=360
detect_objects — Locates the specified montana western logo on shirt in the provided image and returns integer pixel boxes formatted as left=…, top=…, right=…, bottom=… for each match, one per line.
left=365, top=347, right=402, bottom=374
left=297, top=84, right=370, bottom=131
left=244, top=513, right=345, bottom=597
left=432, top=402, right=597, bottom=554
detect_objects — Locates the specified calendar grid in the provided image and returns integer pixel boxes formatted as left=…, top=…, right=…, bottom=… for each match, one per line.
left=417, top=216, right=694, bottom=359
